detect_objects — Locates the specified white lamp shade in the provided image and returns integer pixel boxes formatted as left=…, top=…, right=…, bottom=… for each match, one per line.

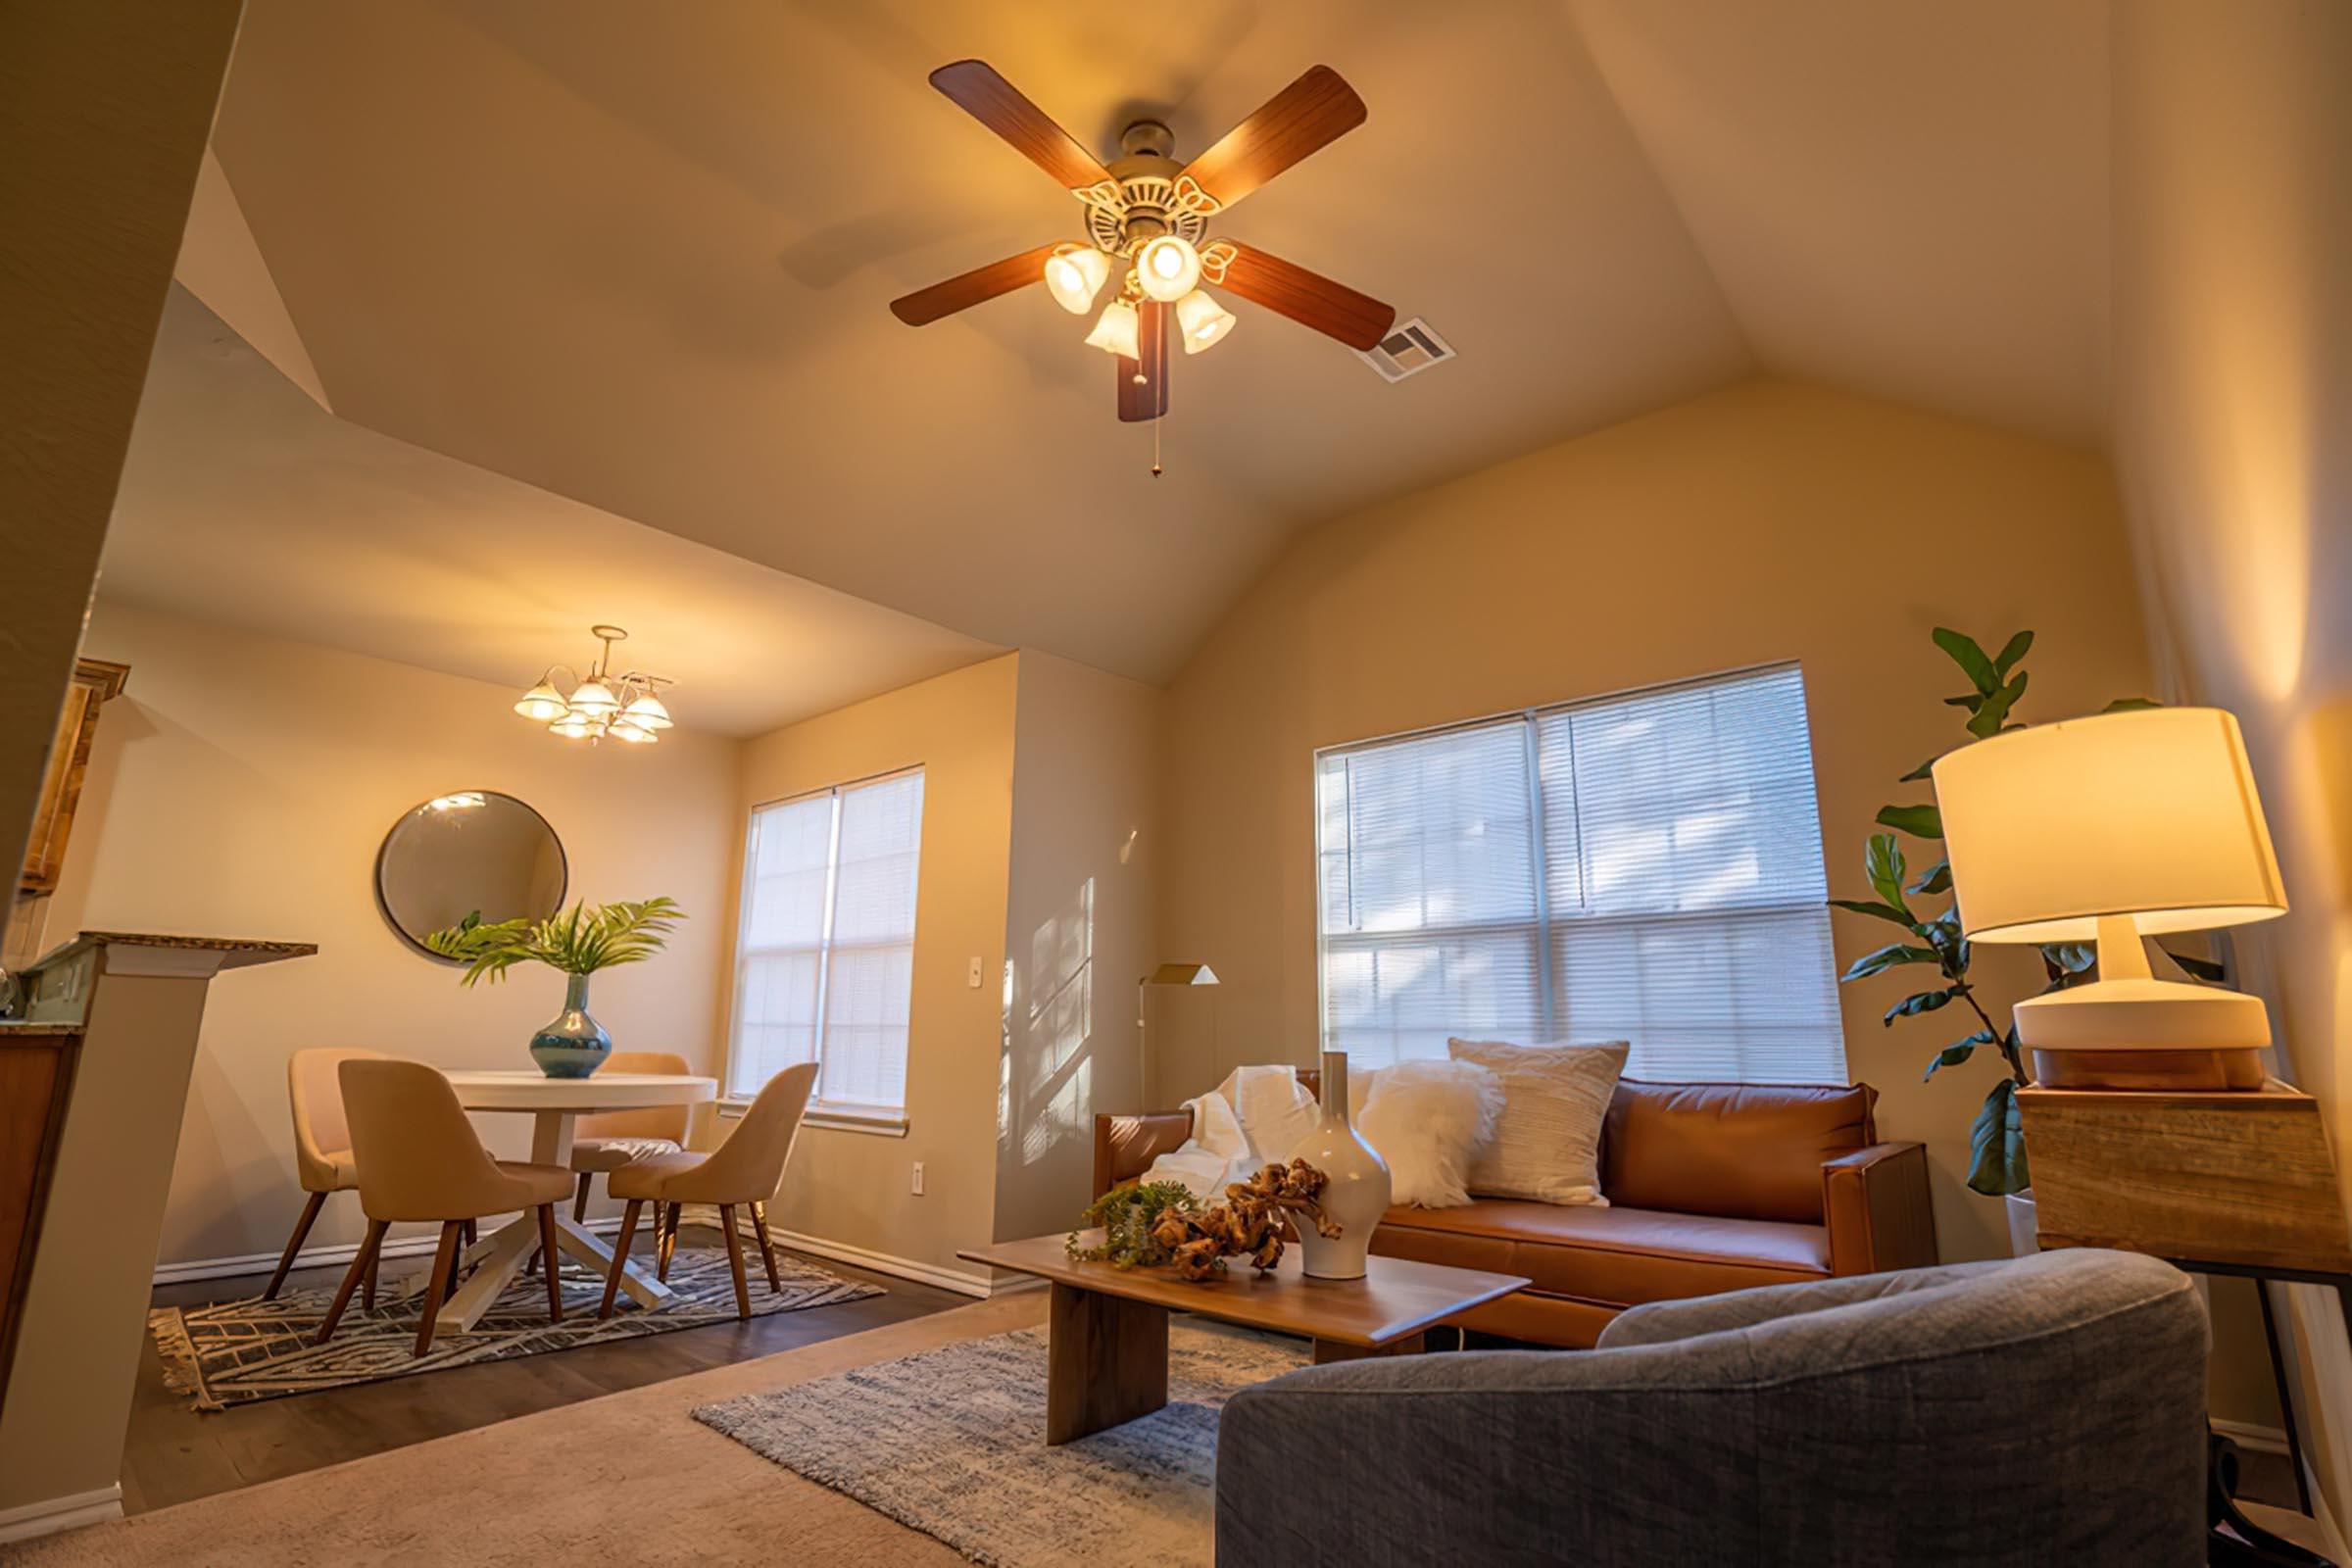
left=548, top=715, right=600, bottom=739
left=620, top=693, right=673, bottom=730
left=1135, top=235, right=1201, bottom=302
left=607, top=716, right=659, bottom=744
left=1044, top=246, right=1111, bottom=315
left=565, top=679, right=618, bottom=716
left=1932, top=707, right=2287, bottom=943
left=1083, top=298, right=1141, bottom=359
left=1175, top=289, right=1236, bottom=354
left=513, top=682, right=568, bottom=722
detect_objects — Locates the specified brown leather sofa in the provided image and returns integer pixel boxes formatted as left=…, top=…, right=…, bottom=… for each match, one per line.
left=1092, top=1073, right=1937, bottom=1348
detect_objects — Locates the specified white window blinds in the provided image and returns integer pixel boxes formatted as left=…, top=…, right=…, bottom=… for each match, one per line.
left=728, top=768, right=925, bottom=1113
left=1316, top=665, right=1845, bottom=1084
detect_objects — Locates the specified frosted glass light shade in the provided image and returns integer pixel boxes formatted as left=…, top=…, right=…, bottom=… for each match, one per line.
left=620, top=693, right=673, bottom=730
left=514, top=682, right=568, bottom=722
left=607, top=716, right=658, bottom=745
left=565, top=680, right=618, bottom=716
left=549, top=715, right=600, bottom=739
left=1135, top=235, right=1200, bottom=302
left=1044, top=246, right=1111, bottom=314
left=1175, top=289, right=1236, bottom=353
left=1933, top=707, right=2287, bottom=944
left=1084, top=298, right=1141, bottom=359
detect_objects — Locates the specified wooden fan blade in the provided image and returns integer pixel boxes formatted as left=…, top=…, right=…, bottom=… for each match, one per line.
left=1117, top=302, right=1170, bottom=421
left=1214, top=245, right=1395, bottom=351
left=889, top=244, right=1061, bottom=326
left=930, top=60, right=1112, bottom=191
left=1180, top=66, right=1366, bottom=211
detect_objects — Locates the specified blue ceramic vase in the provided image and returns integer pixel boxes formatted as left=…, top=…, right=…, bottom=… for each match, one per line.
left=529, top=972, right=611, bottom=1078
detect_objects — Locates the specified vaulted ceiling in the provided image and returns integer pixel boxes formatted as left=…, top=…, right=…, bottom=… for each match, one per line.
left=151, top=0, right=2109, bottom=686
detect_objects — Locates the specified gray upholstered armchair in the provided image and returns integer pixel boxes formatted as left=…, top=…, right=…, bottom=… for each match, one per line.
left=1215, top=1250, right=2208, bottom=1567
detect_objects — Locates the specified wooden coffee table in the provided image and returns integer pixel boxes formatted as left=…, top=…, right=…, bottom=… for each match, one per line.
left=958, top=1232, right=1530, bottom=1445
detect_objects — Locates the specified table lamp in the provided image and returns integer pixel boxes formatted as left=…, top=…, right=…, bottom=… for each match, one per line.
left=1932, top=707, right=2288, bottom=1090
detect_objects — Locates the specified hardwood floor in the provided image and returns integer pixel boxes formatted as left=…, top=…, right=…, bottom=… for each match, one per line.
left=122, top=1224, right=968, bottom=1515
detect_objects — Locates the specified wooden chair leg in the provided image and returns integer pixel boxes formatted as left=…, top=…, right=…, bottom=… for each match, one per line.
left=462, top=1217, right=476, bottom=1248
left=264, top=1190, right=327, bottom=1301
left=600, top=1200, right=642, bottom=1321
left=318, top=1218, right=386, bottom=1345
left=719, top=1203, right=751, bottom=1320
left=658, top=1202, right=680, bottom=1282
left=749, top=1200, right=783, bottom=1294
left=537, top=1203, right=564, bottom=1324
left=572, top=1172, right=593, bottom=1226
left=363, top=1233, right=382, bottom=1310
left=413, top=1221, right=461, bottom=1356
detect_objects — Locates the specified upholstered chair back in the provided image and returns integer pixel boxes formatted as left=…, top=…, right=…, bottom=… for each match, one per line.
left=339, top=1057, right=511, bottom=1223
left=692, top=1062, right=818, bottom=1201
left=576, top=1051, right=693, bottom=1144
left=288, top=1046, right=385, bottom=1193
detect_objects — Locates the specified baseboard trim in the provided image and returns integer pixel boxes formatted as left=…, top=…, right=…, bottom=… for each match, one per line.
left=2215, top=1417, right=2291, bottom=1457
left=676, top=1203, right=996, bottom=1298
left=0, top=1484, right=122, bottom=1544
left=153, top=1214, right=627, bottom=1287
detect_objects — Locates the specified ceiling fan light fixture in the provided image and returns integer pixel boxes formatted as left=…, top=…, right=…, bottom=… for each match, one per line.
left=1135, top=235, right=1201, bottom=303
left=1175, top=289, right=1237, bottom=354
left=1044, top=245, right=1112, bottom=315
left=1084, top=298, right=1141, bottom=359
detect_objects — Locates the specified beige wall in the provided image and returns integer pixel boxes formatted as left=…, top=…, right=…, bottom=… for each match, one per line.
left=1160, top=378, right=2150, bottom=1262
left=2112, top=0, right=2352, bottom=1518
left=44, top=601, right=737, bottom=1265
left=731, top=654, right=1019, bottom=1286
left=995, top=652, right=1162, bottom=1243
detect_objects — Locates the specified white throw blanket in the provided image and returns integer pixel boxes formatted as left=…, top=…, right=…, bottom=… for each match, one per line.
left=1140, top=1065, right=1320, bottom=1200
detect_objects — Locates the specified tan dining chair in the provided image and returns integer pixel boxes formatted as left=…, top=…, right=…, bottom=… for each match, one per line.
left=320, top=1058, right=574, bottom=1355
left=265, top=1047, right=385, bottom=1301
left=566, top=1049, right=693, bottom=1221
left=599, top=1061, right=817, bottom=1322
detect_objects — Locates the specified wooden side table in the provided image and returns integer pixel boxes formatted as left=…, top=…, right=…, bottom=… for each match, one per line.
left=2019, top=1080, right=2351, bottom=1557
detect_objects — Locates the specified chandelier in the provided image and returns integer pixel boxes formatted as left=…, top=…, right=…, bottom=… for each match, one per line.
left=512, top=625, right=674, bottom=745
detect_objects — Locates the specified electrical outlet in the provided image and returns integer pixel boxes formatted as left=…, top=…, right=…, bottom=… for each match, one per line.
left=910, top=1161, right=925, bottom=1196
left=967, top=956, right=983, bottom=987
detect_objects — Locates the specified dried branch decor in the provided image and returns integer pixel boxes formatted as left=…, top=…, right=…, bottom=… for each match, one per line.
left=1067, top=1160, right=1341, bottom=1282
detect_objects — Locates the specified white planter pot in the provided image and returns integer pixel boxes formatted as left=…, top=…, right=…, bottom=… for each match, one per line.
left=2006, top=1189, right=2039, bottom=1257
left=1289, top=1051, right=1391, bottom=1280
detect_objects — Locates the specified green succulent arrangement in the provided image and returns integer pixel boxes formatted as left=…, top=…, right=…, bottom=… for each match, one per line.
left=1066, top=1181, right=1200, bottom=1269
left=1835, top=629, right=2219, bottom=1198
left=425, top=897, right=686, bottom=986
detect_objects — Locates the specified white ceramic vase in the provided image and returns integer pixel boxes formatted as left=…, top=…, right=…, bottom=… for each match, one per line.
left=2006, top=1188, right=2040, bottom=1257
left=1290, top=1051, right=1391, bottom=1280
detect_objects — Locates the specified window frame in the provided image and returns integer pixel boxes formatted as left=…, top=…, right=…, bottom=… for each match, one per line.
left=1310, top=662, right=1846, bottom=1084
left=721, top=763, right=925, bottom=1135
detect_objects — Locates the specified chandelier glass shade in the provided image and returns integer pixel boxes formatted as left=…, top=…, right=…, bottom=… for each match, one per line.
left=1044, top=245, right=1112, bottom=315
left=1084, top=297, right=1142, bottom=359
left=1135, top=234, right=1201, bottom=302
left=1175, top=288, right=1237, bottom=353
left=514, top=625, right=674, bottom=746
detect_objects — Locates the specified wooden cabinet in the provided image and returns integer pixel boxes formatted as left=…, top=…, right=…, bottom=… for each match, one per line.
left=18, top=659, right=127, bottom=896
left=0, top=1026, right=78, bottom=1412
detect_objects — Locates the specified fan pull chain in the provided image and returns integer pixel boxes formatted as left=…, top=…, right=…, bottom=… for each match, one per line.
left=1152, top=409, right=1163, bottom=478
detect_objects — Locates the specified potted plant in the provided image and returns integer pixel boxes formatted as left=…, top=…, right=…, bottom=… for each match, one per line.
left=427, top=898, right=685, bottom=1078
left=1833, top=630, right=2215, bottom=1250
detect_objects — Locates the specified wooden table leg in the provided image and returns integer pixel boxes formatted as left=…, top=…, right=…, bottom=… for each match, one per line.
left=1311, top=1331, right=1426, bottom=1365
left=1046, top=1281, right=1169, bottom=1446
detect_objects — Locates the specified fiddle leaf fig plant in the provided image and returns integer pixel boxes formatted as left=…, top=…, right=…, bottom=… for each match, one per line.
left=1834, top=630, right=2209, bottom=1198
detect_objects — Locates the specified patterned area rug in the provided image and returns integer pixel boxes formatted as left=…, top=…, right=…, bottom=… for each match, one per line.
left=694, top=1321, right=1304, bottom=1568
left=151, top=1245, right=880, bottom=1409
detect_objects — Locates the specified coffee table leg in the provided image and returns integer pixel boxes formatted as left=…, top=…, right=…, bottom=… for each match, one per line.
left=1311, top=1331, right=1427, bottom=1365
left=1046, top=1282, right=1169, bottom=1445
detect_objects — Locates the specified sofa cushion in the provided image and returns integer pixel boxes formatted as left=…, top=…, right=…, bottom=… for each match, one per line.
left=1600, top=1080, right=1876, bottom=1224
left=1372, top=1200, right=1832, bottom=1308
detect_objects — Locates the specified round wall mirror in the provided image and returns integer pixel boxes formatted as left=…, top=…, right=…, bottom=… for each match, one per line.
left=375, top=791, right=568, bottom=961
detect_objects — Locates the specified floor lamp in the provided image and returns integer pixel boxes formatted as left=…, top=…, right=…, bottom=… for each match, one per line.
left=1138, top=962, right=1218, bottom=1107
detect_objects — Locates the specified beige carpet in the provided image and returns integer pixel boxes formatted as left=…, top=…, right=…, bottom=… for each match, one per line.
left=2, top=1293, right=1049, bottom=1567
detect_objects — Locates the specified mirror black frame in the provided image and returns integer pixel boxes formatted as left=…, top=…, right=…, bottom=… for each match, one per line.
left=373, top=791, right=569, bottom=963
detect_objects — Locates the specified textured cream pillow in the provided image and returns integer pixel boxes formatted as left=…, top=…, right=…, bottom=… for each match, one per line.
left=1446, top=1038, right=1630, bottom=1206
left=1357, top=1058, right=1505, bottom=1207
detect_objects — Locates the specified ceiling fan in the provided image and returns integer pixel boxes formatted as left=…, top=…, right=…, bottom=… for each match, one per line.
left=889, top=61, right=1396, bottom=425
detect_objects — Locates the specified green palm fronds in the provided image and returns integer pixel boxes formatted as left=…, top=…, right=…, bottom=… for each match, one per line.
left=425, top=898, right=685, bottom=988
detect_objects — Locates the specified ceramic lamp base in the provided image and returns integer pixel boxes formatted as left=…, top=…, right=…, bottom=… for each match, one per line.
left=2017, top=973, right=2271, bottom=1092
left=2029, top=1045, right=2267, bottom=1091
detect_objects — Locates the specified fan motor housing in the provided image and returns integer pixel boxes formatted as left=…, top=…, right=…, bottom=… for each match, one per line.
left=1087, top=123, right=1214, bottom=258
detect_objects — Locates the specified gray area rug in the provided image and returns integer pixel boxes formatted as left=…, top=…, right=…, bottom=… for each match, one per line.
left=694, top=1321, right=1306, bottom=1568
left=152, top=1245, right=880, bottom=1409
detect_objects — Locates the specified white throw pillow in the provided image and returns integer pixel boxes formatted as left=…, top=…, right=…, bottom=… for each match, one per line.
left=1357, top=1059, right=1505, bottom=1208
left=1446, top=1038, right=1630, bottom=1206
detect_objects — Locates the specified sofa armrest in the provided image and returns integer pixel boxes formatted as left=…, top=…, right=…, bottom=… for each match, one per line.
left=1090, top=1109, right=1195, bottom=1200
left=1822, top=1140, right=1937, bottom=1275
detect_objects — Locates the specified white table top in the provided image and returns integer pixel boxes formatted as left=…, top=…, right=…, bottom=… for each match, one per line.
left=442, top=1069, right=717, bottom=1112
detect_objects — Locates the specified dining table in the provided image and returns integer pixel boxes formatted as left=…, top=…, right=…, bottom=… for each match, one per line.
left=408, top=1068, right=717, bottom=1336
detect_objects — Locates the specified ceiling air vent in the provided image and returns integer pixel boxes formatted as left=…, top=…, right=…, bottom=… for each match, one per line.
left=1358, top=318, right=1453, bottom=382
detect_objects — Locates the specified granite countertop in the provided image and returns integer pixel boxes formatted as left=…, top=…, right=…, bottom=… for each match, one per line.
left=24, top=930, right=319, bottom=972
left=0, top=1021, right=82, bottom=1037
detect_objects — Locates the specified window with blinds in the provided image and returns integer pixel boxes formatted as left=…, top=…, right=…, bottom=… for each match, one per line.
left=1315, top=665, right=1845, bottom=1084
left=727, top=767, right=925, bottom=1116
